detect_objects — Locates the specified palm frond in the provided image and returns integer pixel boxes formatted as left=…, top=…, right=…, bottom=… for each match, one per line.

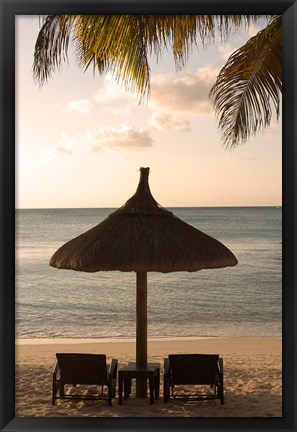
left=33, top=14, right=275, bottom=105
left=141, top=15, right=269, bottom=70
left=73, top=15, right=151, bottom=101
left=210, top=16, right=282, bottom=148
left=33, top=15, right=75, bottom=85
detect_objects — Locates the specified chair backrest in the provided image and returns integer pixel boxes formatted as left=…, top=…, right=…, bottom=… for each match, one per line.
left=168, top=354, right=219, bottom=385
left=56, top=353, right=108, bottom=385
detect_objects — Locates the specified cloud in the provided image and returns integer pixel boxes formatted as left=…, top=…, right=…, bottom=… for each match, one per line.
left=91, top=123, right=154, bottom=152
left=224, top=154, right=256, bottom=162
left=65, top=75, right=138, bottom=117
left=150, top=66, right=219, bottom=115
left=92, top=74, right=138, bottom=115
left=93, top=75, right=128, bottom=102
left=55, top=145, right=73, bottom=155
left=247, top=23, right=261, bottom=38
left=54, top=132, right=76, bottom=155
left=219, top=43, right=235, bottom=60
left=54, top=124, right=153, bottom=156
left=66, top=99, right=92, bottom=114
left=151, top=112, right=190, bottom=132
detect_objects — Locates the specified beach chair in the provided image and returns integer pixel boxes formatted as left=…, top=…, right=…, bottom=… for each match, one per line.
left=52, top=353, right=118, bottom=406
left=163, top=354, right=224, bottom=404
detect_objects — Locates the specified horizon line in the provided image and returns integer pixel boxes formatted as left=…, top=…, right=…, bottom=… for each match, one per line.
left=16, top=205, right=282, bottom=211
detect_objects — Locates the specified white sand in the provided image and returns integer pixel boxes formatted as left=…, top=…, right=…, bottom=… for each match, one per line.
left=15, top=338, right=282, bottom=417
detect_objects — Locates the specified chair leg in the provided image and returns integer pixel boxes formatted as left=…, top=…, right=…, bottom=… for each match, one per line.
left=108, top=385, right=112, bottom=406
left=59, top=382, right=64, bottom=398
left=112, top=378, right=116, bottom=398
left=52, top=372, right=60, bottom=405
left=149, top=377, right=154, bottom=405
left=154, top=375, right=159, bottom=400
left=163, top=377, right=169, bottom=403
left=220, top=379, right=224, bottom=404
left=52, top=378, right=56, bottom=405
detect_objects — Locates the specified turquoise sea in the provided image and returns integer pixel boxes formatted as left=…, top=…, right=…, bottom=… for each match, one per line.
left=15, top=207, right=282, bottom=340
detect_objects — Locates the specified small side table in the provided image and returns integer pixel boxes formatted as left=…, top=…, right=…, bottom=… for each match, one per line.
left=118, top=362, right=160, bottom=405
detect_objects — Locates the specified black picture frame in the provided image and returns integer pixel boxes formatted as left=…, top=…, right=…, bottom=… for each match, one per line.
left=0, top=1, right=296, bottom=431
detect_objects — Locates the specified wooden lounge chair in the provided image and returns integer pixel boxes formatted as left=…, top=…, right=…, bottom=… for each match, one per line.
left=52, top=353, right=118, bottom=406
left=163, top=354, right=224, bottom=404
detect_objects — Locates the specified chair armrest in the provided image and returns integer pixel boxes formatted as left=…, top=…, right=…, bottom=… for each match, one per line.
left=218, top=357, right=224, bottom=375
left=52, top=361, right=60, bottom=375
left=109, top=359, right=118, bottom=380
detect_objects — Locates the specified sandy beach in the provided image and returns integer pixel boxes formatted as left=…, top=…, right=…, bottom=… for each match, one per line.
left=15, top=338, right=282, bottom=417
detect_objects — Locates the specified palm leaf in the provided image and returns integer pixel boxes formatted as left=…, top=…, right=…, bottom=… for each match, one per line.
left=210, top=16, right=282, bottom=148
left=33, top=15, right=75, bottom=85
left=33, top=14, right=270, bottom=101
left=73, top=15, right=152, bottom=100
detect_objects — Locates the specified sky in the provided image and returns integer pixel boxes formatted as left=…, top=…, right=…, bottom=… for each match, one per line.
left=15, top=16, right=282, bottom=209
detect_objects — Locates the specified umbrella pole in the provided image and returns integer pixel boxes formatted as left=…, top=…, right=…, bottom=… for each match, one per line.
left=136, top=271, right=147, bottom=398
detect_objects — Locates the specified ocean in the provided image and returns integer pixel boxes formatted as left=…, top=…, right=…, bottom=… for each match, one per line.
left=15, top=207, right=282, bottom=340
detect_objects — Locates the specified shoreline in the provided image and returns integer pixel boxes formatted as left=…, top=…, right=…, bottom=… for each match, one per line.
left=16, top=336, right=282, bottom=345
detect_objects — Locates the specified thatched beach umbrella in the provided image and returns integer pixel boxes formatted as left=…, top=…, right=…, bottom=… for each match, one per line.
left=50, top=167, right=237, bottom=397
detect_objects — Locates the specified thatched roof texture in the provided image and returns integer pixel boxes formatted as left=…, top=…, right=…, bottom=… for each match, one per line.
left=50, top=167, right=237, bottom=273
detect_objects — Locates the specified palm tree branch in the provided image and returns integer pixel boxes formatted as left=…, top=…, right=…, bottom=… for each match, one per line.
left=33, top=14, right=275, bottom=104
left=210, top=16, right=282, bottom=148
left=73, top=15, right=151, bottom=100
left=33, top=15, right=75, bottom=85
